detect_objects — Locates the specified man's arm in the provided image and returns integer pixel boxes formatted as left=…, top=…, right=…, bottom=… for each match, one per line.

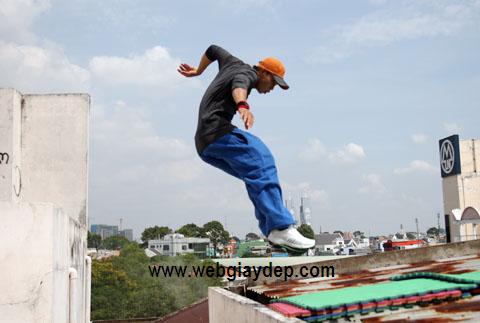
left=232, top=88, right=254, bottom=130
left=178, top=44, right=230, bottom=77
left=177, top=53, right=212, bottom=77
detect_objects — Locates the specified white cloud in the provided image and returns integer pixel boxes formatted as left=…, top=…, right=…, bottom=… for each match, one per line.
left=308, top=1, right=480, bottom=63
left=0, top=0, right=51, bottom=43
left=443, top=122, right=463, bottom=134
left=411, top=133, right=428, bottom=144
left=283, top=182, right=330, bottom=207
left=393, top=160, right=437, bottom=175
left=89, top=46, right=196, bottom=90
left=298, top=138, right=327, bottom=162
left=329, top=143, right=366, bottom=164
left=358, top=173, right=387, bottom=195
left=299, top=140, right=366, bottom=165
left=0, top=41, right=90, bottom=93
left=92, top=101, right=200, bottom=185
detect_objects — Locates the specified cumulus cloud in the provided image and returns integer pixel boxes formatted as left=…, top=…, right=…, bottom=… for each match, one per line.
left=0, top=0, right=51, bottom=43
left=308, top=0, right=480, bottom=63
left=358, top=173, right=387, bottom=195
left=329, top=143, right=366, bottom=164
left=89, top=46, right=197, bottom=91
left=411, top=133, right=428, bottom=144
left=0, top=41, right=90, bottom=93
left=283, top=182, right=330, bottom=207
left=299, top=139, right=366, bottom=165
left=92, top=101, right=200, bottom=185
left=298, top=138, right=327, bottom=162
left=393, top=160, right=437, bottom=175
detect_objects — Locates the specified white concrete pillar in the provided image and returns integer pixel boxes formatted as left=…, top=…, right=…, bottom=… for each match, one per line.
left=0, top=88, right=22, bottom=203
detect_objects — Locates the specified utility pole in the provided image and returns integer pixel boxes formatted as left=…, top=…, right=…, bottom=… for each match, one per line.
left=415, top=218, right=419, bottom=240
left=437, top=213, right=440, bottom=239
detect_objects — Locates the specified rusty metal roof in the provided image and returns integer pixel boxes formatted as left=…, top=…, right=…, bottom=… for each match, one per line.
left=246, top=252, right=480, bottom=321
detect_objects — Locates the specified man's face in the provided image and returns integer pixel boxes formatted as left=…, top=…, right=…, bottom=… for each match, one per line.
left=256, top=69, right=276, bottom=94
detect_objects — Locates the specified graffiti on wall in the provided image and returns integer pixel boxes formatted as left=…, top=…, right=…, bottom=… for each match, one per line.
left=0, top=152, right=9, bottom=164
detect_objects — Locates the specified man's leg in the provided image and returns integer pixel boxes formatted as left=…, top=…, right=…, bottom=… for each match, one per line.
left=201, top=129, right=295, bottom=237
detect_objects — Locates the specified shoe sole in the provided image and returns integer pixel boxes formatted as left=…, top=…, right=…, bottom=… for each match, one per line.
left=269, top=242, right=312, bottom=253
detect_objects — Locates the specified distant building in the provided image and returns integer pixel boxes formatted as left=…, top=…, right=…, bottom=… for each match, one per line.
left=148, top=233, right=210, bottom=258
left=90, top=224, right=118, bottom=240
left=382, top=239, right=426, bottom=251
left=119, top=229, right=133, bottom=241
left=299, top=194, right=311, bottom=226
left=90, top=224, right=134, bottom=241
left=314, top=233, right=344, bottom=254
left=237, top=240, right=272, bottom=257
left=440, top=135, right=480, bottom=242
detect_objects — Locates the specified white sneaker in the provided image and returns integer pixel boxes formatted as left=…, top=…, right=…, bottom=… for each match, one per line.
left=267, top=226, right=315, bottom=250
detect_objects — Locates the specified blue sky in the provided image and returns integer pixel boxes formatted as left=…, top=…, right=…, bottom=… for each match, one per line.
left=1, top=0, right=479, bottom=239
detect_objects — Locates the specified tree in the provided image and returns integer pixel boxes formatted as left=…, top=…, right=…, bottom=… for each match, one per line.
left=176, top=223, right=205, bottom=237
left=203, top=221, right=229, bottom=256
left=141, top=226, right=172, bottom=244
left=91, top=259, right=135, bottom=320
left=406, top=232, right=417, bottom=240
left=88, top=232, right=102, bottom=250
left=297, top=224, right=315, bottom=239
left=245, top=232, right=260, bottom=241
left=427, top=227, right=439, bottom=236
left=353, top=231, right=366, bottom=238
left=103, top=236, right=130, bottom=250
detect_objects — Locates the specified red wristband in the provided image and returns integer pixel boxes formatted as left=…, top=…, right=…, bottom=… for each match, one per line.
left=236, top=101, right=249, bottom=110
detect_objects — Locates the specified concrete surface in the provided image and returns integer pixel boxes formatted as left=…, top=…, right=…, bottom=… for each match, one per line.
left=0, top=88, right=90, bottom=323
left=246, top=239, right=480, bottom=286
left=209, top=287, right=302, bottom=323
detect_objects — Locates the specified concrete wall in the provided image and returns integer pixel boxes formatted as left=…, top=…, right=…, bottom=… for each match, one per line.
left=0, top=88, right=90, bottom=323
left=209, top=287, right=302, bottom=323
left=0, top=202, right=69, bottom=323
left=0, top=88, right=22, bottom=203
left=442, top=138, right=480, bottom=242
left=21, top=93, right=89, bottom=226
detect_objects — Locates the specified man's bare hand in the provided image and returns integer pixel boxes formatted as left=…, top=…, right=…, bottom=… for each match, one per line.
left=177, top=63, right=200, bottom=77
left=238, top=108, right=254, bottom=130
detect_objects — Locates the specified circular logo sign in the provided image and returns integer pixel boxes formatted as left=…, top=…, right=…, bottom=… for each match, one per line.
left=440, top=140, right=455, bottom=174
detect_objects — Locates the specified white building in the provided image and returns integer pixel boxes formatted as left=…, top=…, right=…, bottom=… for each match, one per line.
left=148, top=233, right=210, bottom=257
left=0, top=89, right=90, bottom=323
left=314, top=233, right=344, bottom=254
left=440, top=135, right=480, bottom=242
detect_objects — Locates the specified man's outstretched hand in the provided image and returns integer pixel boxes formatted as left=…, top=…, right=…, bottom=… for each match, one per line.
left=238, top=108, right=254, bottom=130
left=177, top=63, right=200, bottom=77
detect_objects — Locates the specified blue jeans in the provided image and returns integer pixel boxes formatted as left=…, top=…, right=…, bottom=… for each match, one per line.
left=200, top=128, right=296, bottom=236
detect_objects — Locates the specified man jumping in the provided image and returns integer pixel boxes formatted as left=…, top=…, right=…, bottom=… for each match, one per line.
left=178, top=45, right=315, bottom=252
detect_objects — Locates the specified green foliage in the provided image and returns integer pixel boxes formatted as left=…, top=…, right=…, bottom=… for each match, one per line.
left=203, top=221, right=229, bottom=256
left=141, top=226, right=172, bottom=244
left=406, top=232, right=418, bottom=240
left=176, top=223, right=206, bottom=237
left=102, top=235, right=130, bottom=250
left=427, top=227, right=439, bottom=236
left=91, top=260, right=135, bottom=319
left=91, top=243, right=223, bottom=321
left=87, top=232, right=102, bottom=250
left=297, top=224, right=315, bottom=239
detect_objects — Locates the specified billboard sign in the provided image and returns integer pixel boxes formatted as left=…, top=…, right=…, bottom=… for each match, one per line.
left=439, top=134, right=461, bottom=178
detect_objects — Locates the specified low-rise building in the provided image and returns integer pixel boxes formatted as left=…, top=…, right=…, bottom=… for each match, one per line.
left=148, top=233, right=210, bottom=258
left=314, top=233, right=344, bottom=254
